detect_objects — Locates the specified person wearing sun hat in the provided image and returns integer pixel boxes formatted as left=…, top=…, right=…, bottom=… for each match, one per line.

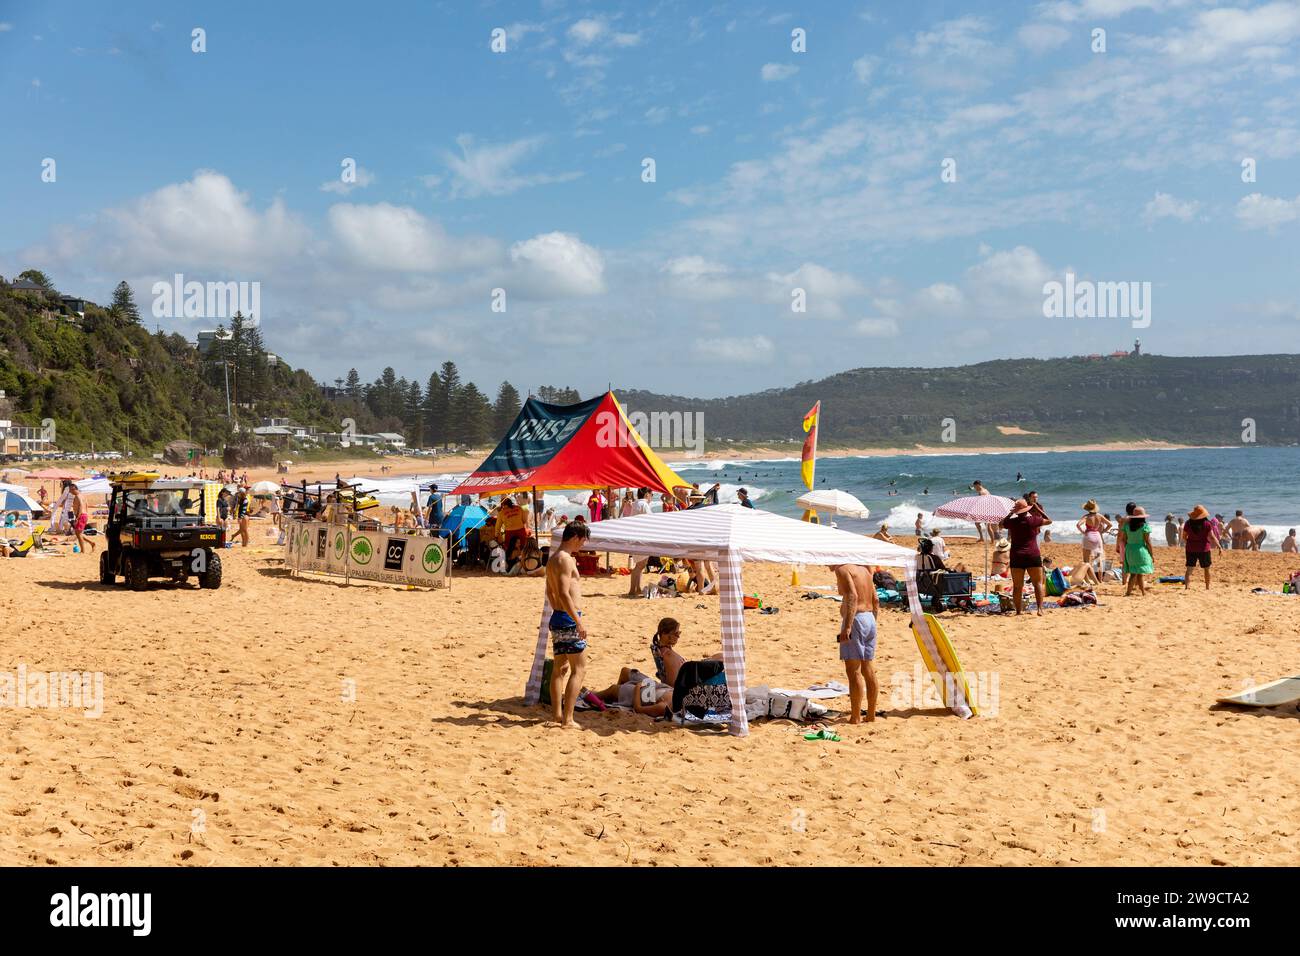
left=1075, top=499, right=1112, bottom=576
left=1000, top=497, right=1052, bottom=616
left=991, top=535, right=1012, bottom=578
left=1181, top=504, right=1218, bottom=590
left=1119, top=505, right=1155, bottom=596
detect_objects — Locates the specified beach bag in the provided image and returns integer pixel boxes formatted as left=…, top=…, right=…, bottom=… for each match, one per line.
left=743, top=594, right=762, bottom=609
left=873, top=570, right=897, bottom=589
left=766, top=692, right=811, bottom=721
left=539, top=659, right=554, bottom=706
left=1045, top=567, right=1067, bottom=597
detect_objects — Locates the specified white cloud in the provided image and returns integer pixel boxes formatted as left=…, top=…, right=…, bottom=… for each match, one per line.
left=854, top=318, right=900, bottom=337
left=505, top=22, right=546, bottom=45
left=911, top=16, right=994, bottom=58
left=1235, top=192, right=1300, bottom=229
left=690, top=124, right=711, bottom=135
left=1037, top=0, right=1170, bottom=22
left=443, top=134, right=581, bottom=198
left=568, top=18, right=640, bottom=47
left=508, top=232, right=606, bottom=297
left=694, top=335, right=774, bottom=364
left=661, top=256, right=746, bottom=301
left=25, top=170, right=311, bottom=274
left=1147, top=2, right=1300, bottom=63
left=1142, top=191, right=1199, bottom=223
left=644, top=106, right=670, bottom=124
left=851, top=55, right=879, bottom=84
left=319, top=165, right=376, bottom=195
left=761, top=63, right=799, bottom=82
left=0, top=23, right=12, bottom=32
left=568, top=19, right=605, bottom=44
left=1017, top=23, right=1071, bottom=53
left=328, top=202, right=500, bottom=272
left=766, top=263, right=865, bottom=317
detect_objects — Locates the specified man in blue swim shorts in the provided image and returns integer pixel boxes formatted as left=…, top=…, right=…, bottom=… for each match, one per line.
left=544, top=523, right=591, bottom=727
left=831, top=564, right=881, bottom=725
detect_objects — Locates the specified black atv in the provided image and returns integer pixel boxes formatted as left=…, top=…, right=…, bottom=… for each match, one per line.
left=99, top=475, right=224, bottom=590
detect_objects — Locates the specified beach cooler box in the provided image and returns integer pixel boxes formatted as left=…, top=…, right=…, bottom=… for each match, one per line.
left=576, top=551, right=602, bottom=575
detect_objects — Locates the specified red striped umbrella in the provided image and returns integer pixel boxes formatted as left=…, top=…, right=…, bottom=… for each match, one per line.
left=933, top=494, right=1016, bottom=589
left=933, top=494, right=1016, bottom=524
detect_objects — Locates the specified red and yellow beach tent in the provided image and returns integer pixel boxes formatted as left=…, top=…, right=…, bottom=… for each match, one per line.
left=451, top=391, right=689, bottom=497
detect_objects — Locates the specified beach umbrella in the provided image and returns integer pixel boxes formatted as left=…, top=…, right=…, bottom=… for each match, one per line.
left=795, top=488, right=871, bottom=520
left=0, top=488, right=40, bottom=513
left=250, top=480, right=280, bottom=494
left=29, top=467, right=81, bottom=480
left=933, top=494, right=1015, bottom=589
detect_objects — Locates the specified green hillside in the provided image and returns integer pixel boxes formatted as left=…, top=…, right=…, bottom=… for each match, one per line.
left=5, top=273, right=1299, bottom=453
left=620, top=354, right=1300, bottom=448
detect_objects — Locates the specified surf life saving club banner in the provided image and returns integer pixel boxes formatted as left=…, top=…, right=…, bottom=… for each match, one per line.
left=284, top=521, right=449, bottom=588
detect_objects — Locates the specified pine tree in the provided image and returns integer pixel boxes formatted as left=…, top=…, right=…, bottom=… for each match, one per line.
left=451, top=382, right=493, bottom=446
left=493, top=381, right=522, bottom=435
left=422, top=371, right=445, bottom=446
left=345, top=368, right=362, bottom=400
left=111, top=280, right=141, bottom=323
left=403, top=380, right=423, bottom=443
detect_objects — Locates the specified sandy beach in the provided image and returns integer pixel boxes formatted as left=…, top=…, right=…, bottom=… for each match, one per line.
left=3, top=525, right=1298, bottom=867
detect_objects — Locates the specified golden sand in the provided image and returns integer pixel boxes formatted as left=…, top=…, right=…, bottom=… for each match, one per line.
left=3, top=526, right=1299, bottom=866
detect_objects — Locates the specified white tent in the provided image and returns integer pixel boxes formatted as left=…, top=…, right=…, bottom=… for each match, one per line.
left=537, top=504, right=973, bottom=736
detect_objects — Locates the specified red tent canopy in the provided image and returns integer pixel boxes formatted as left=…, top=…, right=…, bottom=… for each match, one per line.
left=451, top=391, right=689, bottom=496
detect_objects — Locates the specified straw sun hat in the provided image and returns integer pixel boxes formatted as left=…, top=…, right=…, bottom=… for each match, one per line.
left=1188, top=504, right=1209, bottom=520
left=993, top=538, right=1011, bottom=552
left=1130, top=506, right=1149, bottom=518
left=1082, top=499, right=1098, bottom=514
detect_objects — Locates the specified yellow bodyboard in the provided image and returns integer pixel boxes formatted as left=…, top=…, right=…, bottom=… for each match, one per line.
left=910, top=612, right=979, bottom=717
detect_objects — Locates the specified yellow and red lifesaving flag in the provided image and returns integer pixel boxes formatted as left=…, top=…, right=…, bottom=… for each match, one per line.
left=800, top=401, right=820, bottom=490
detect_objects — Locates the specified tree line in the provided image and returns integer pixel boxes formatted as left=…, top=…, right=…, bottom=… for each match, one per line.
left=335, top=364, right=581, bottom=447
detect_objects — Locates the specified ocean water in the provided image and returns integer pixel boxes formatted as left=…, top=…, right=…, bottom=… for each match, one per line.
left=666, top=447, right=1300, bottom=552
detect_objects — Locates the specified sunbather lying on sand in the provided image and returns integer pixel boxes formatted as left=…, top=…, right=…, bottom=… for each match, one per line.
left=592, top=667, right=673, bottom=717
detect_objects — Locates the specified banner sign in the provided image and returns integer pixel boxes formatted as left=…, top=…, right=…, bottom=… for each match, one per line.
left=284, top=521, right=449, bottom=588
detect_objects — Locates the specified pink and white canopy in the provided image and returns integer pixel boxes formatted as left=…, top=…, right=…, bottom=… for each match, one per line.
left=933, top=494, right=1016, bottom=524
left=527, top=504, right=974, bottom=736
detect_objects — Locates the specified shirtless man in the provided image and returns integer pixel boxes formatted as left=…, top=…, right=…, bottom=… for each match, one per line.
left=831, top=563, right=880, bottom=724
left=70, top=484, right=95, bottom=553
left=545, top=523, right=590, bottom=728
left=1226, top=511, right=1251, bottom=550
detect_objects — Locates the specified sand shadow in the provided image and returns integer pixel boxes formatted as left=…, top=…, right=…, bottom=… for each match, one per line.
left=1209, top=703, right=1300, bottom=720
left=34, top=579, right=198, bottom=592
left=437, top=697, right=699, bottom=737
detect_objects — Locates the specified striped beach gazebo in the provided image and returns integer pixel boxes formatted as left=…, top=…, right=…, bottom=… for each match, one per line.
left=534, top=504, right=973, bottom=736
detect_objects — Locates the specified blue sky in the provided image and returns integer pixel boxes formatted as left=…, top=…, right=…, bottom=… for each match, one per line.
left=2, top=0, right=1298, bottom=397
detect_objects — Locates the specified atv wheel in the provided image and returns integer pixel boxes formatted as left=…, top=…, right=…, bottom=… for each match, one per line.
left=199, top=551, right=223, bottom=590
left=99, top=551, right=115, bottom=585
left=124, top=554, right=149, bottom=592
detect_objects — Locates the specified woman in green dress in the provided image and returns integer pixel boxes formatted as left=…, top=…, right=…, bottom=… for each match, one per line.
left=1119, top=506, right=1155, bottom=595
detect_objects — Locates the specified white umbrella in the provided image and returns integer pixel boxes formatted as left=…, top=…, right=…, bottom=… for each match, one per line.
left=250, top=480, right=280, bottom=494
left=933, top=494, right=1015, bottom=588
left=795, top=488, right=871, bottom=520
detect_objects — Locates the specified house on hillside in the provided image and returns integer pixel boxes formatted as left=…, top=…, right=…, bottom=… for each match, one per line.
left=196, top=328, right=234, bottom=356
left=9, top=278, right=55, bottom=296
left=374, top=432, right=406, bottom=449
